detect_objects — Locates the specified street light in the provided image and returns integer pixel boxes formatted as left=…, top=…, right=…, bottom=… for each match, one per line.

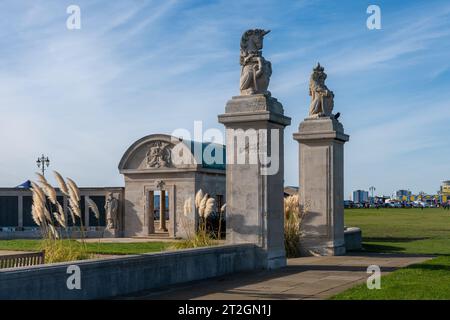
left=36, top=154, right=50, bottom=176
left=369, top=186, right=376, bottom=203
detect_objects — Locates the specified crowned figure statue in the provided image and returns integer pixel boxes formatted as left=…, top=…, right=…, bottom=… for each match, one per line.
left=308, top=63, right=335, bottom=118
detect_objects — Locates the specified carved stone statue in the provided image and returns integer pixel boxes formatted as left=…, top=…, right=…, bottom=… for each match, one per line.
left=309, top=63, right=335, bottom=118
left=239, top=29, right=272, bottom=95
left=105, top=193, right=119, bottom=230
left=146, top=141, right=172, bottom=168
left=155, top=180, right=165, bottom=190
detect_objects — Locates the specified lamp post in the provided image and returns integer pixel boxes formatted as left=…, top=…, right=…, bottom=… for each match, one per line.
left=369, top=186, right=376, bottom=204
left=36, top=154, right=50, bottom=176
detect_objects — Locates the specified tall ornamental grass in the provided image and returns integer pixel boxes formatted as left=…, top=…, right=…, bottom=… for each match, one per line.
left=31, top=171, right=100, bottom=263
left=284, top=194, right=307, bottom=258
left=172, top=189, right=217, bottom=249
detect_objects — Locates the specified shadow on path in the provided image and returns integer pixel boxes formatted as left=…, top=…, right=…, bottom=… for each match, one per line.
left=116, top=252, right=433, bottom=300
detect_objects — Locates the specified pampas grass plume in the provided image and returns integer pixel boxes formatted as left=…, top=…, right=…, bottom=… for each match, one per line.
left=54, top=171, right=69, bottom=196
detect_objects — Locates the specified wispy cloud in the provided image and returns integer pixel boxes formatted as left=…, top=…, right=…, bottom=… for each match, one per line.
left=0, top=0, right=449, bottom=197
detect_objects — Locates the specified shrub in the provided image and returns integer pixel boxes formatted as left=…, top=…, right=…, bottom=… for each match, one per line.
left=40, top=239, right=90, bottom=263
left=284, top=194, right=306, bottom=258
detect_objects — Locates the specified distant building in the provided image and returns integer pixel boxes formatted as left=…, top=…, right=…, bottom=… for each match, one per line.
left=441, top=181, right=450, bottom=195
left=441, top=181, right=450, bottom=203
left=374, top=195, right=390, bottom=204
left=396, top=189, right=412, bottom=200
left=353, top=190, right=369, bottom=203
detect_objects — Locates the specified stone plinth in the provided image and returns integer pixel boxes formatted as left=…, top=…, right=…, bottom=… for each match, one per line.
left=344, top=227, right=362, bottom=251
left=218, top=94, right=291, bottom=269
left=293, top=117, right=349, bottom=256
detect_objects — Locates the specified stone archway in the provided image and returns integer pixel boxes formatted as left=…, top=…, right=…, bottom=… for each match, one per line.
left=143, top=182, right=176, bottom=236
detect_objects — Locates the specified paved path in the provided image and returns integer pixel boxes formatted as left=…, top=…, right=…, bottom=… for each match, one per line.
left=123, top=253, right=432, bottom=300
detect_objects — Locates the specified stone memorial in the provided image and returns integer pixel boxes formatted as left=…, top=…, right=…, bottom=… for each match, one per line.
left=219, top=29, right=291, bottom=269
left=105, top=192, right=119, bottom=230
left=293, top=63, right=349, bottom=256
left=118, top=134, right=226, bottom=238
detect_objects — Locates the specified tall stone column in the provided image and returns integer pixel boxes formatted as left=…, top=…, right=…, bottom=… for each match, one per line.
left=84, top=196, right=90, bottom=229
left=159, top=190, right=167, bottom=231
left=294, top=118, right=349, bottom=255
left=219, top=94, right=291, bottom=269
left=218, top=29, right=291, bottom=269
left=146, top=191, right=155, bottom=234
left=18, top=195, right=23, bottom=229
left=293, top=63, right=349, bottom=256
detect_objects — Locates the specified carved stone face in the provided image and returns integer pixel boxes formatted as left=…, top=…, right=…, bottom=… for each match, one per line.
left=241, top=31, right=265, bottom=54
left=312, top=71, right=327, bottom=86
left=252, top=35, right=263, bottom=51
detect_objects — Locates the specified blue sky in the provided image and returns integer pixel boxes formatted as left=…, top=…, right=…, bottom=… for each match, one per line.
left=0, top=0, right=449, bottom=198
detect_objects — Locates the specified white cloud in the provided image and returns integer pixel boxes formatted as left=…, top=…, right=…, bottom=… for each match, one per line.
left=0, top=0, right=449, bottom=197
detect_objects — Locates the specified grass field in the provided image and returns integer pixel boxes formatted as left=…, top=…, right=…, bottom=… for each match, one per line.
left=0, top=239, right=173, bottom=255
left=331, top=207, right=450, bottom=299
left=345, top=207, right=450, bottom=255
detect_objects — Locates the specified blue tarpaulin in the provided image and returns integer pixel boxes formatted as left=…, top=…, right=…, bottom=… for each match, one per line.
left=15, top=180, right=32, bottom=189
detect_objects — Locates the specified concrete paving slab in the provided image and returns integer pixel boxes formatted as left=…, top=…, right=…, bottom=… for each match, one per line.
left=120, top=253, right=433, bottom=300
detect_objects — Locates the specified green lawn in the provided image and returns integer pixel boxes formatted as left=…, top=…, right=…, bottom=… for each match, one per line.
left=345, top=208, right=450, bottom=255
left=331, top=256, right=450, bottom=299
left=331, top=207, right=450, bottom=299
left=0, top=239, right=173, bottom=255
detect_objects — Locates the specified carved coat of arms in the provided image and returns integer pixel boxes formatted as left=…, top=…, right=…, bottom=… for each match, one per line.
left=146, top=141, right=173, bottom=168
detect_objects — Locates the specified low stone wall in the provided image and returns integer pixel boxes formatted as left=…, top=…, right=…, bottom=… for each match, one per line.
left=0, top=229, right=109, bottom=240
left=344, top=227, right=362, bottom=251
left=0, top=244, right=259, bottom=299
left=0, top=229, right=40, bottom=239
left=0, top=187, right=124, bottom=237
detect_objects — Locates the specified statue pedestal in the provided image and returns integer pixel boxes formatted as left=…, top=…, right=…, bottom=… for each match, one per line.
left=293, top=117, right=349, bottom=256
left=218, top=94, right=291, bottom=269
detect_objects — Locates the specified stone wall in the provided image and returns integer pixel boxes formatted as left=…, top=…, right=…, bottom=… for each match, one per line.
left=0, top=244, right=259, bottom=299
left=0, top=187, right=124, bottom=239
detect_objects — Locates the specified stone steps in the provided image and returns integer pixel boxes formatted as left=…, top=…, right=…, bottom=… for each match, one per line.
left=131, top=232, right=172, bottom=240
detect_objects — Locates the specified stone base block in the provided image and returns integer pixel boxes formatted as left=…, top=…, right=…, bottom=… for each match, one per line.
left=299, top=238, right=346, bottom=256
left=344, top=227, right=362, bottom=251
left=267, top=256, right=287, bottom=269
left=255, top=249, right=287, bottom=269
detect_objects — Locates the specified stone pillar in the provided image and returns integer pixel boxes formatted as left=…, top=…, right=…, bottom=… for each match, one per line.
left=84, top=196, right=90, bottom=229
left=63, top=196, right=68, bottom=226
left=146, top=191, right=155, bottom=234
left=18, top=195, right=23, bottom=229
left=159, top=190, right=167, bottom=231
left=219, top=94, right=291, bottom=269
left=293, top=117, right=349, bottom=256
left=168, top=185, right=176, bottom=238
